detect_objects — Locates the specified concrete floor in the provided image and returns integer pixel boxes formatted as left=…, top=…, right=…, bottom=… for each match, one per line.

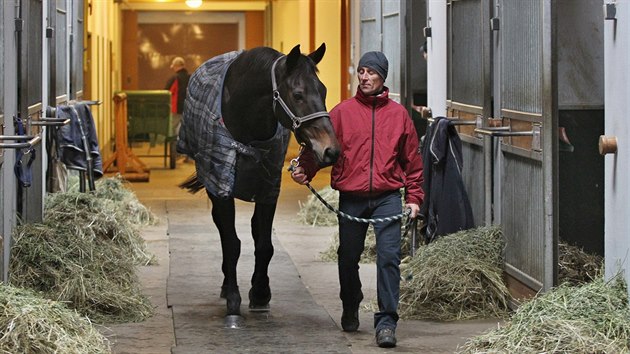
left=104, top=148, right=500, bottom=354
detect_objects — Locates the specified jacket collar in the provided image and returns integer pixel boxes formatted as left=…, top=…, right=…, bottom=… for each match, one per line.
left=355, top=86, right=390, bottom=108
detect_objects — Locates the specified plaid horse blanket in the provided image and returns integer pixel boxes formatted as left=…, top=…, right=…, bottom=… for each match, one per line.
left=177, top=51, right=291, bottom=203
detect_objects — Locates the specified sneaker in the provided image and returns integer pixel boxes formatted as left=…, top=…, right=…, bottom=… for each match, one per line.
left=376, top=328, right=397, bottom=348
left=341, top=309, right=359, bottom=332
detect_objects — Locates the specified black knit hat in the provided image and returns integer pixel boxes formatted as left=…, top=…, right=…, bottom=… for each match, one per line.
left=358, top=51, right=388, bottom=81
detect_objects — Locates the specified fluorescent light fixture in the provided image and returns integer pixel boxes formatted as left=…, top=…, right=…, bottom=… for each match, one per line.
left=185, top=0, right=202, bottom=8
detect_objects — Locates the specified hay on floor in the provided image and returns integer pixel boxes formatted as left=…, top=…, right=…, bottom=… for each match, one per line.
left=558, top=241, right=603, bottom=286
left=10, top=222, right=154, bottom=324
left=0, top=283, right=110, bottom=353
left=68, top=175, right=158, bottom=226
left=297, top=186, right=339, bottom=226
left=44, top=191, right=155, bottom=266
left=457, top=276, right=630, bottom=353
left=9, top=189, right=156, bottom=324
left=398, top=226, right=510, bottom=321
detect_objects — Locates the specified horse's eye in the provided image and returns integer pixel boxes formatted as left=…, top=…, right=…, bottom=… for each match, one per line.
left=293, top=92, right=304, bottom=101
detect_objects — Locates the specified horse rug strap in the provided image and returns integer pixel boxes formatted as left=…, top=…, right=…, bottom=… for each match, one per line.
left=178, top=50, right=291, bottom=203
left=13, top=118, right=36, bottom=188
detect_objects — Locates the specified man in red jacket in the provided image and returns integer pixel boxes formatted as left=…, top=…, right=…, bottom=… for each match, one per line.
left=291, top=51, right=424, bottom=348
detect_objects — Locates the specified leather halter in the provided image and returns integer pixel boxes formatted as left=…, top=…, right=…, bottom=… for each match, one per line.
left=271, top=55, right=330, bottom=131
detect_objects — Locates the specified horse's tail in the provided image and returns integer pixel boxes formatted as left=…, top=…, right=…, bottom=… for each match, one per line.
left=179, top=173, right=205, bottom=194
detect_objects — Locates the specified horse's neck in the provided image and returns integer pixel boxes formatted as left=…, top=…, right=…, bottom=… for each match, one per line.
left=221, top=55, right=279, bottom=144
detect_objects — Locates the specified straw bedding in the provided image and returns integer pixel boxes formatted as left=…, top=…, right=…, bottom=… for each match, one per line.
left=458, top=275, right=630, bottom=353
left=75, top=175, right=157, bottom=226
left=0, top=283, right=110, bottom=353
left=398, top=226, right=509, bottom=321
left=9, top=176, right=156, bottom=324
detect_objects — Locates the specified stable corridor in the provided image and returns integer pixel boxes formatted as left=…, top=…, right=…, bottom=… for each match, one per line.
left=106, top=154, right=497, bottom=353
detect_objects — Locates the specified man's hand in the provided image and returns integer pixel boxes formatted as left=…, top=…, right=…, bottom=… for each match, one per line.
left=405, top=203, right=420, bottom=218
left=290, top=166, right=309, bottom=185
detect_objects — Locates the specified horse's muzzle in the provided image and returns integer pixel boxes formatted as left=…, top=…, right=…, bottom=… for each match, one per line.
left=320, top=146, right=340, bottom=167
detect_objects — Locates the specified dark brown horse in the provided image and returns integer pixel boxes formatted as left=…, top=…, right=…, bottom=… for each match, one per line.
left=177, top=44, right=339, bottom=321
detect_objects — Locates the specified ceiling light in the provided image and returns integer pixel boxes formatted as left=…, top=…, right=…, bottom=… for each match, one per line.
left=185, top=0, right=202, bottom=9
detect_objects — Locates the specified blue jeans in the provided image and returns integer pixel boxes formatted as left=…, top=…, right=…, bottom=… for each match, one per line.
left=337, top=190, right=402, bottom=331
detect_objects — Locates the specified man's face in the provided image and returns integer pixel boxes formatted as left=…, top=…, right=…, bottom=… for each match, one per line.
left=357, top=67, right=384, bottom=96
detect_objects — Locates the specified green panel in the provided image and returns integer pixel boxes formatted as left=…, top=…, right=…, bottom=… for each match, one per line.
left=121, top=90, right=173, bottom=142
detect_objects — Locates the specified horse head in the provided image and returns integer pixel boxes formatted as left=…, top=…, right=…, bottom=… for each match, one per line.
left=273, top=44, right=340, bottom=167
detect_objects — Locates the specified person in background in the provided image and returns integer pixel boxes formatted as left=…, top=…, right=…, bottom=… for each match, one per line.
left=290, top=51, right=424, bottom=349
left=165, top=56, right=191, bottom=162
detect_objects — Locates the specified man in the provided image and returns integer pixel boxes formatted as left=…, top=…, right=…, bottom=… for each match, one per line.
left=165, top=56, right=190, bottom=161
left=291, top=51, right=424, bottom=348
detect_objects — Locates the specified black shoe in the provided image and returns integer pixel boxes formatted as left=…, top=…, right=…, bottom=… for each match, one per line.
left=341, top=309, right=359, bottom=332
left=376, top=328, right=397, bottom=348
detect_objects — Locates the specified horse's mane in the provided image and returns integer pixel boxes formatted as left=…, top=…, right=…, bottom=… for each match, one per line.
left=232, top=47, right=281, bottom=75
left=233, top=46, right=319, bottom=78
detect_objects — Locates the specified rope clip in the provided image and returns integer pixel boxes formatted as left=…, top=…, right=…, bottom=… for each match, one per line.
left=288, top=157, right=300, bottom=172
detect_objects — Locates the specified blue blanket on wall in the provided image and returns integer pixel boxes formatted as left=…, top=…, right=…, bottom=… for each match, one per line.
left=56, top=102, right=103, bottom=178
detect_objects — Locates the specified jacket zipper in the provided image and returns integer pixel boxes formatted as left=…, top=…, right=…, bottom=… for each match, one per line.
left=369, top=98, right=376, bottom=195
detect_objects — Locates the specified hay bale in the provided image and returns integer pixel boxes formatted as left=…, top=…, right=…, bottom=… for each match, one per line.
left=398, top=225, right=510, bottom=321
left=0, top=283, right=110, bottom=353
left=297, top=186, right=339, bottom=226
left=10, top=222, right=154, bottom=324
left=458, top=276, right=630, bottom=353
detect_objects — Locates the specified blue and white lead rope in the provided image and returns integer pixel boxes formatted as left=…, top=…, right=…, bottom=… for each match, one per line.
left=289, top=158, right=411, bottom=224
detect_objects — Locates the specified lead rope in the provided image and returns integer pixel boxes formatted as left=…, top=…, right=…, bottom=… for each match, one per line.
left=288, top=157, right=412, bottom=224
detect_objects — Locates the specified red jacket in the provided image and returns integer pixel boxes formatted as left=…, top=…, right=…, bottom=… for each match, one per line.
left=301, top=87, right=424, bottom=206
left=165, top=68, right=190, bottom=114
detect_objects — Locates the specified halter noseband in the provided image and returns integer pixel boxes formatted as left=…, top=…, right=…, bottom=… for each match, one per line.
left=271, top=55, right=330, bottom=131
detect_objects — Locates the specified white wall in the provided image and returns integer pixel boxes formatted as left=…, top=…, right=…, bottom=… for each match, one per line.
left=426, top=0, right=447, bottom=117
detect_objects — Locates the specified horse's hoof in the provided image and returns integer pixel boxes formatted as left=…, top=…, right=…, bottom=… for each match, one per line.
left=248, top=302, right=270, bottom=312
left=248, top=287, right=271, bottom=311
left=224, top=315, right=245, bottom=329
left=226, top=291, right=242, bottom=315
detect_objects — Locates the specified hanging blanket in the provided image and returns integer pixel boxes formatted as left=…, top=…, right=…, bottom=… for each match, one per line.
left=56, top=103, right=103, bottom=178
left=177, top=51, right=291, bottom=203
left=419, top=116, right=474, bottom=242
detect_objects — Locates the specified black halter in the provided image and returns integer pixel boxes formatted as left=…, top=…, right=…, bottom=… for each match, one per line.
left=271, top=56, right=330, bottom=131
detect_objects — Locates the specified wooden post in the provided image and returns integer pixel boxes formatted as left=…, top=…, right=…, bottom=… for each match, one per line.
left=102, top=92, right=150, bottom=181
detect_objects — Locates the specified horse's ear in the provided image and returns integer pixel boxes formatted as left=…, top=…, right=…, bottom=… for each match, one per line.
left=308, top=43, right=326, bottom=65
left=286, top=44, right=302, bottom=72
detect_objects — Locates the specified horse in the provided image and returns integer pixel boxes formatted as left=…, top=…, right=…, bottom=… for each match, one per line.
left=177, top=43, right=340, bottom=321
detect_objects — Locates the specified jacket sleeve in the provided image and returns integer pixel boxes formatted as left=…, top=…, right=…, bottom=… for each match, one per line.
left=399, top=112, right=425, bottom=206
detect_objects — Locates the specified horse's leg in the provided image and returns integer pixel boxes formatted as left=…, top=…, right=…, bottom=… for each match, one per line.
left=248, top=201, right=277, bottom=310
left=207, top=192, right=242, bottom=316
